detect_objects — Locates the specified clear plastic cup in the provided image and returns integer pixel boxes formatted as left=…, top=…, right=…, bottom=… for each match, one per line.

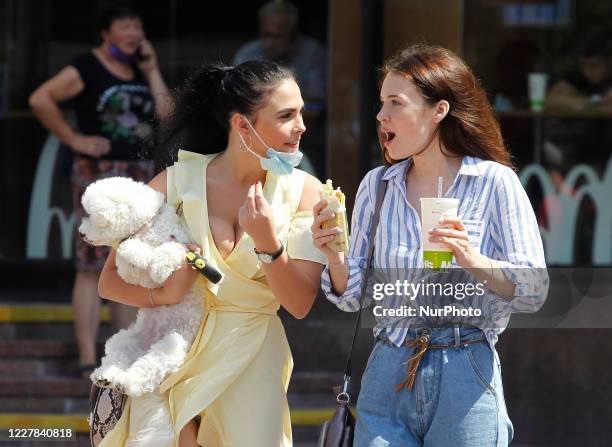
left=420, top=197, right=459, bottom=269
left=528, top=72, right=548, bottom=112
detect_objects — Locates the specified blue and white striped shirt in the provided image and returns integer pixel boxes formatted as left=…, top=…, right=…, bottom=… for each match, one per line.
left=320, top=156, right=549, bottom=347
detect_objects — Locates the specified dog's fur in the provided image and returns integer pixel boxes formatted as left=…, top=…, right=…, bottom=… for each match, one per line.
left=79, top=177, right=204, bottom=396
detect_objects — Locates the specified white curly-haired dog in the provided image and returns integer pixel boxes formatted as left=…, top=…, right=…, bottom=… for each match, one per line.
left=79, top=176, right=207, bottom=397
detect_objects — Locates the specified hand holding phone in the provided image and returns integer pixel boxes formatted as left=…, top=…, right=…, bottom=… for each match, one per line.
left=136, top=39, right=157, bottom=71
left=135, top=45, right=151, bottom=62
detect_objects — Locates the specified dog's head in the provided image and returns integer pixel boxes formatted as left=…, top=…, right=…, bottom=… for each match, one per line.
left=79, top=177, right=165, bottom=246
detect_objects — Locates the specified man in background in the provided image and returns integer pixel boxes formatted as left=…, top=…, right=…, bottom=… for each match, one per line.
left=234, top=0, right=326, bottom=104
left=234, top=0, right=327, bottom=176
left=547, top=29, right=612, bottom=110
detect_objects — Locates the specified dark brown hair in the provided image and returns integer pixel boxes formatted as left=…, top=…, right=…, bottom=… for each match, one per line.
left=97, top=5, right=142, bottom=33
left=154, top=61, right=295, bottom=172
left=379, top=44, right=513, bottom=168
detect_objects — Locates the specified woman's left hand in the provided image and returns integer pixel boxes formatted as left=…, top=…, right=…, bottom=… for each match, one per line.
left=428, top=216, right=483, bottom=269
left=137, top=39, right=159, bottom=75
left=239, top=181, right=278, bottom=251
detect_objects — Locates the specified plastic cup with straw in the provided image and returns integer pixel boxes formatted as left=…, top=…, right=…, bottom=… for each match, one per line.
left=420, top=176, right=459, bottom=269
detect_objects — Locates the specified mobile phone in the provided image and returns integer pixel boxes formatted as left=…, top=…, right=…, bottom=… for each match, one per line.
left=135, top=46, right=146, bottom=62
left=136, top=46, right=150, bottom=62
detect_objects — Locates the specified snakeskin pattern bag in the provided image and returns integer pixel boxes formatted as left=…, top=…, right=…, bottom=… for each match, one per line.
left=88, top=384, right=127, bottom=446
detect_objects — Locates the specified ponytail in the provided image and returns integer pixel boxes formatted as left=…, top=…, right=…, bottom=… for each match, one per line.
left=154, top=64, right=230, bottom=172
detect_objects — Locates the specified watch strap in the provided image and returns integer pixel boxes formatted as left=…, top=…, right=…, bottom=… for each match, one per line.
left=254, top=241, right=284, bottom=261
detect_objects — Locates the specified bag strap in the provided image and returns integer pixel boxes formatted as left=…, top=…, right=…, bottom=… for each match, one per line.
left=337, top=166, right=389, bottom=403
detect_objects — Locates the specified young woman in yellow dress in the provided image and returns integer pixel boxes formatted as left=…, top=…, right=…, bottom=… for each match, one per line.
left=97, top=60, right=327, bottom=446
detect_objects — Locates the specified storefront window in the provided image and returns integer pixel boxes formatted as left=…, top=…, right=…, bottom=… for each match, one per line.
left=463, top=0, right=612, bottom=266
left=378, top=0, right=611, bottom=267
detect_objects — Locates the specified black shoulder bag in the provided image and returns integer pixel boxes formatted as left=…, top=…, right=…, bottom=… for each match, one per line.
left=317, top=167, right=389, bottom=447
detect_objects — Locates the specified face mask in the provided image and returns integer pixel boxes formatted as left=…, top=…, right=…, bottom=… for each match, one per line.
left=108, top=43, right=137, bottom=64
left=239, top=118, right=303, bottom=176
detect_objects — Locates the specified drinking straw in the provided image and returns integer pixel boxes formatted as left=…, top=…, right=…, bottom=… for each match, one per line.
left=437, top=176, right=443, bottom=198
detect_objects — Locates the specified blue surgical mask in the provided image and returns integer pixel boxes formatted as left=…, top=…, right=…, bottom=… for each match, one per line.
left=108, top=43, right=137, bottom=64
left=239, top=119, right=303, bottom=176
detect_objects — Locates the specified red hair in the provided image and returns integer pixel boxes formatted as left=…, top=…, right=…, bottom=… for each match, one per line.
left=379, top=44, right=513, bottom=168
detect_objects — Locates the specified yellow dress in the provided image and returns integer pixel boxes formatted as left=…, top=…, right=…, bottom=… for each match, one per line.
left=99, top=150, right=326, bottom=447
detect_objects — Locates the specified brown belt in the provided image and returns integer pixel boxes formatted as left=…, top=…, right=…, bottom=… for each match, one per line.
left=377, top=329, right=487, bottom=391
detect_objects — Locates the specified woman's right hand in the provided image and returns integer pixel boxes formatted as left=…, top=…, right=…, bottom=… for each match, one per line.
left=312, top=200, right=345, bottom=264
left=171, top=243, right=202, bottom=283
left=68, top=134, right=111, bottom=158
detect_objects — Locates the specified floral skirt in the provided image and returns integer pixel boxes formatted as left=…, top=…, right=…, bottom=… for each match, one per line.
left=72, top=156, right=154, bottom=272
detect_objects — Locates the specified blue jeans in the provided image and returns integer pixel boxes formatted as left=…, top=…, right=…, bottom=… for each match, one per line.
left=355, top=327, right=513, bottom=447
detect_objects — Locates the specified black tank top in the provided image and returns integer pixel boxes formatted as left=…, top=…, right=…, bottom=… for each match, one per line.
left=70, top=51, right=155, bottom=161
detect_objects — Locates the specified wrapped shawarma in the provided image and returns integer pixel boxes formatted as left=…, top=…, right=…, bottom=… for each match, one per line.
left=320, top=179, right=349, bottom=252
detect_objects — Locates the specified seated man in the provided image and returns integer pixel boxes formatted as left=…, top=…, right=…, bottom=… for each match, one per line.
left=547, top=29, right=612, bottom=110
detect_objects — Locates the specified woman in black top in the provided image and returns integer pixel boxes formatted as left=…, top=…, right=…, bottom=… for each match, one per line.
left=29, top=5, right=171, bottom=377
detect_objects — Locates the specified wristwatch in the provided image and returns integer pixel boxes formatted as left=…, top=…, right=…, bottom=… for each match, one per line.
left=254, top=241, right=284, bottom=264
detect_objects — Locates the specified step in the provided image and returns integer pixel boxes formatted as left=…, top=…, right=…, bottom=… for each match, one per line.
left=0, top=340, right=85, bottom=358
left=0, top=358, right=78, bottom=377
left=0, top=300, right=346, bottom=324
left=0, top=304, right=110, bottom=323
left=0, top=304, right=113, bottom=343
left=0, top=372, right=342, bottom=398
left=0, top=294, right=349, bottom=324
left=0, top=397, right=89, bottom=414
left=0, top=322, right=114, bottom=342
left=0, top=340, right=76, bottom=358
left=290, top=371, right=344, bottom=393
left=0, top=377, right=90, bottom=398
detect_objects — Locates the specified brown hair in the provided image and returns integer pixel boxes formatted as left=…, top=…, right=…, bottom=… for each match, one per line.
left=379, top=44, right=513, bottom=168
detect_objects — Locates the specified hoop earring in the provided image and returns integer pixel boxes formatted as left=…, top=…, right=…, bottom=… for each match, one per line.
left=239, top=133, right=253, bottom=152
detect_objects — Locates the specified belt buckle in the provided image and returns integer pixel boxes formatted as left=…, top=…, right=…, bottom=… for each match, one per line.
left=454, top=324, right=461, bottom=348
left=415, top=327, right=430, bottom=345
left=416, top=327, right=429, bottom=337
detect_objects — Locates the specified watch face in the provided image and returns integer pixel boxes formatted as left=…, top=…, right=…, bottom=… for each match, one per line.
left=254, top=242, right=283, bottom=263
left=258, top=253, right=273, bottom=263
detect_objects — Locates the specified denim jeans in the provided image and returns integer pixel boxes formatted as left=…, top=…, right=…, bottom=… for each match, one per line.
left=355, top=327, right=513, bottom=447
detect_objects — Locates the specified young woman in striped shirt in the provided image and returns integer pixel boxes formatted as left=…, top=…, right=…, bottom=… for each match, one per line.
left=312, top=45, right=548, bottom=446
